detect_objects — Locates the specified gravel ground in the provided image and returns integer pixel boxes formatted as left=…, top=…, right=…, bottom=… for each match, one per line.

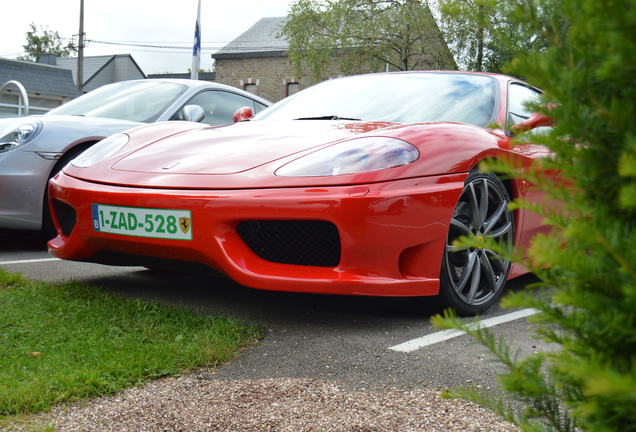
left=7, top=372, right=518, bottom=432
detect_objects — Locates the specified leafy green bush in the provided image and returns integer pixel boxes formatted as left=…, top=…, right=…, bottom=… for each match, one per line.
left=433, top=0, right=636, bottom=430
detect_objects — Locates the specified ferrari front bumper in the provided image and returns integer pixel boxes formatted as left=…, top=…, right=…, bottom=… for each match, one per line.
left=48, top=171, right=467, bottom=297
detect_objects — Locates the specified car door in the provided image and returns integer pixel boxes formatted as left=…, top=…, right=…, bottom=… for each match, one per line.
left=506, top=82, right=551, bottom=250
left=506, top=82, right=554, bottom=252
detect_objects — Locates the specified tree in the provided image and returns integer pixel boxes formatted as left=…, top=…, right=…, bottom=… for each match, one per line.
left=281, top=0, right=456, bottom=79
left=437, top=0, right=553, bottom=72
left=433, top=0, right=636, bottom=430
left=17, top=23, right=76, bottom=62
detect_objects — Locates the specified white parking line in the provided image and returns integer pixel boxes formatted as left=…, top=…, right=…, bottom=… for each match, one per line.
left=0, top=258, right=61, bottom=265
left=389, top=308, right=539, bottom=353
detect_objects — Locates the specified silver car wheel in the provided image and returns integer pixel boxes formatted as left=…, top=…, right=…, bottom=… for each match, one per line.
left=443, top=175, right=513, bottom=308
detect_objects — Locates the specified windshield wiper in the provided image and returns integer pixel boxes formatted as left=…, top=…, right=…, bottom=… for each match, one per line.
left=294, top=115, right=362, bottom=121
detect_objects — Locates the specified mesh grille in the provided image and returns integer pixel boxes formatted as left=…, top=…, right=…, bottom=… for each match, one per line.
left=237, top=220, right=341, bottom=267
left=52, top=200, right=76, bottom=237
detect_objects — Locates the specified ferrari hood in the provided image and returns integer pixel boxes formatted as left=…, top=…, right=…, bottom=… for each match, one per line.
left=64, top=119, right=498, bottom=190
left=111, top=120, right=395, bottom=175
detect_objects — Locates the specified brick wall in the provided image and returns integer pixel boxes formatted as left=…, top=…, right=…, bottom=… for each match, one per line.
left=215, top=48, right=456, bottom=103
left=215, top=55, right=333, bottom=103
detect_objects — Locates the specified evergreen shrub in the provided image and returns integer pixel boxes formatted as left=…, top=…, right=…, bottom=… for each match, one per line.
left=433, top=0, right=636, bottom=430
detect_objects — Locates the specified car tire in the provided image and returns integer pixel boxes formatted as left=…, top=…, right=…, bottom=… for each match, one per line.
left=438, top=172, right=514, bottom=316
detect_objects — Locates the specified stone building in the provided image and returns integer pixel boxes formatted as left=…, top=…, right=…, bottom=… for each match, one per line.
left=212, top=17, right=296, bottom=103
left=212, top=16, right=456, bottom=103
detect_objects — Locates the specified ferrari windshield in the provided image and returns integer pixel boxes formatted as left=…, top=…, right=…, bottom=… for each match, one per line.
left=254, top=73, right=498, bottom=127
left=48, top=81, right=187, bottom=122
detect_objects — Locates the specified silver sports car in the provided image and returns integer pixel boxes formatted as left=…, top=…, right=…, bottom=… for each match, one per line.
left=0, top=79, right=270, bottom=234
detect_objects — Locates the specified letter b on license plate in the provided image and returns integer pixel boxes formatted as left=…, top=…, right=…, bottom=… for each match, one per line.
left=92, top=204, right=192, bottom=240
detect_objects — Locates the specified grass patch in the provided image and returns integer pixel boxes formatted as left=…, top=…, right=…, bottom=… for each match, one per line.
left=0, top=269, right=259, bottom=417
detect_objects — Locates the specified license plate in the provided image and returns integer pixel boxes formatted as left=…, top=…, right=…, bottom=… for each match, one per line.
left=91, top=204, right=192, bottom=240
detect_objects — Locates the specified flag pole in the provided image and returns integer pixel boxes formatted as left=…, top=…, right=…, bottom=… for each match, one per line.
left=191, top=0, right=201, bottom=80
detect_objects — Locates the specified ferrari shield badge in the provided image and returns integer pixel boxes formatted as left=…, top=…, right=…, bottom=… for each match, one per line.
left=179, top=217, right=191, bottom=234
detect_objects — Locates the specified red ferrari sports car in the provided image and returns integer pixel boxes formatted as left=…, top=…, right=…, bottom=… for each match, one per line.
left=48, top=71, right=550, bottom=315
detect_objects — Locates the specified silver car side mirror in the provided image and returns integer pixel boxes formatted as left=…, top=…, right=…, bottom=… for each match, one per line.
left=182, top=105, right=205, bottom=123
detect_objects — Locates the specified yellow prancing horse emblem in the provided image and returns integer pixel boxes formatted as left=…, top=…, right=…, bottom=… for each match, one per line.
left=179, top=217, right=191, bottom=234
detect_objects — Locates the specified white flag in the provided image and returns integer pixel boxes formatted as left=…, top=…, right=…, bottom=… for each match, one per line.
left=191, top=0, right=201, bottom=80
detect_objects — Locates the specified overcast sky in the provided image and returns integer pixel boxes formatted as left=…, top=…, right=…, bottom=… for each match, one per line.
left=1, top=0, right=294, bottom=74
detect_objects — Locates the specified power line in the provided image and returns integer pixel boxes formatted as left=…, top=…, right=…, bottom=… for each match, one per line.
left=90, top=47, right=208, bottom=54
left=62, top=36, right=235, bottom=47
left=86, top=39, right=199, bottom=50
left=85, top=39, right=286, bottom=51
left=83, top=38, right=239, bottom=44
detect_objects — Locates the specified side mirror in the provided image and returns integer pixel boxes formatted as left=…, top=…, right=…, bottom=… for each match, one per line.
left=182, top=105, right=205, bottom=123
left=233, top=106, right=254, bottom=123
left=512, top=112, right=553, bottom=134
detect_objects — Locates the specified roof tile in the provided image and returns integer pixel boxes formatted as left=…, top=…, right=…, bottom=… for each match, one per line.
left=213, top=17, right=288, bottom=58
left=0, top=57, right=80, bottom=98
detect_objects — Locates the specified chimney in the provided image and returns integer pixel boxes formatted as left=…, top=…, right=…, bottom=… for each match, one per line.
left=38, top=53, right=57, bottom=66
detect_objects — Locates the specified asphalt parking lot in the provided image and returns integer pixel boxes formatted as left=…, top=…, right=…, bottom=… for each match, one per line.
left=0, top=229, right=546, bottom=392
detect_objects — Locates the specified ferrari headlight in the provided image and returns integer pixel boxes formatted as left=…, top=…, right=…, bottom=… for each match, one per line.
left=0, top=120, right=43, bottom=153
left=72, top=133, right=130, bottom=168
left=275, top=137, right=419, bottom=177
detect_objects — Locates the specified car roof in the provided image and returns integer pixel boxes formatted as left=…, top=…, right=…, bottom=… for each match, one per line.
left=119, top=78, right=272, bottom=105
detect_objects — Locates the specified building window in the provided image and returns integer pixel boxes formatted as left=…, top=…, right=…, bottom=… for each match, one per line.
left=286, top=82, right=300, bottom=97
left=244, top=83, right=257, bottom=94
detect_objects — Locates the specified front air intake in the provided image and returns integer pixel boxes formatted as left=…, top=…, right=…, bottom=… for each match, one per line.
left=52, top=200, right=76, bottom=237
left=237, top=220, right=341, bottom=267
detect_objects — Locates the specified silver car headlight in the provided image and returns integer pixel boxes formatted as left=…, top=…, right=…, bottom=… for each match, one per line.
left=72, top=133, right=130, bottom=168
left=0, top=120, right=43, bottom=153
left=275, top=137, right=419, bottom=177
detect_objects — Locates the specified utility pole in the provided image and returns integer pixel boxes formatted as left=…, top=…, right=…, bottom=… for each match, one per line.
left=77, top=0, right=85, bottom=92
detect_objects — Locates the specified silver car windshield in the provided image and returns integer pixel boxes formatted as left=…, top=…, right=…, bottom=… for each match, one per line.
left=253, top=73, right=498, bottom=127
left=48, top=81, right=188, bottom=123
